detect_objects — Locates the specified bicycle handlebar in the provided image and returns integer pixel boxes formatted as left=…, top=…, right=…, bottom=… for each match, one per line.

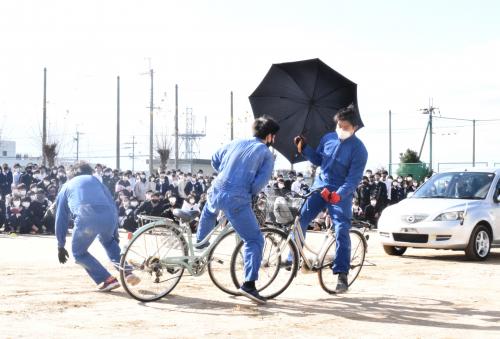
left=292, top=188, right=322, bottom=200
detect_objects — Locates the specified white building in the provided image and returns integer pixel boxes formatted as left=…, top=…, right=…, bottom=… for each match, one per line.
left=0, top=140, right=15, bottom=158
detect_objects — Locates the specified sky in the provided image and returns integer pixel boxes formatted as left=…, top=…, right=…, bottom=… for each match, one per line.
left=1, top=0, right=499, bottom=174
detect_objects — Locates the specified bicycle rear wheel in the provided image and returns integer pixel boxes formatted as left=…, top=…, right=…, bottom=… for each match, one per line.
left=120, top=222, right=188, bottom=302
left=207, top=228, right=242, bottom=296
left=318, top=228, right=367, bottom=294
left=230, top=227, right=299, bottom=300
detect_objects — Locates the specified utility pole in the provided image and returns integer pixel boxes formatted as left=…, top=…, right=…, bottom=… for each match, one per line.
left=420, top=101, right=438, bottom=172
left=175, top=84, right=179, bottom=169
left=116, top=76, right=120, bottom=170
left=230, top=91, right=234, bottom=140
left=42, top=67, right=47, bottom=166
left=388, top=110, right=392, bottom=175
left=149, top=69, right=154, bottom=175
left=429, top=106, right=433, bottom=172
left=472, top=119, right=476, bottom=167
left=74, top=130, right=80, bottom=161
left=124, top=136, right=137, bottom=172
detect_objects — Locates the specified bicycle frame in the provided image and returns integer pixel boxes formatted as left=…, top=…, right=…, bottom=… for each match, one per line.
left=284, top=216, right=334, bottom=271
left=124, top=214, right=237, bottom=277
left=273, top=189, right=370, bottom=272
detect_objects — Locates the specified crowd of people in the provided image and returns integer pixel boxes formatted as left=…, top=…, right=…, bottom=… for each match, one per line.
left=352, top=169, right=426, bottom=227
left=259, top=168, right=426, bottom=230
left=0, top=162, right=215, bottom=235
left=0, top=161, right=426, bottom=236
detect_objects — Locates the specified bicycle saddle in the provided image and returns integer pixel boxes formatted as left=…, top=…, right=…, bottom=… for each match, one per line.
left=173, top=209, right=200, bottom=222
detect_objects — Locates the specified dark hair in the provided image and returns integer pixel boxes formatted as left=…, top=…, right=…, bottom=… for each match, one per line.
left=252, top=116, right=280, bottom=139
left=71, top=161, right=94, bottom=177
left=334, top=103, right=359, bottom=127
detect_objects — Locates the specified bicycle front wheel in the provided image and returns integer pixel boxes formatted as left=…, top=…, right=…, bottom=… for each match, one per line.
left=318, top=228, right=367, bottom=294
left=207, top=228, right=242, bottom=296
left=230, top=227, right=299, bottom=300
left=120, top=222, right=188, bottom=302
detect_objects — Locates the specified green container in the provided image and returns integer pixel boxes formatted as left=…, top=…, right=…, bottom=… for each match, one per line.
left=396, top=163, right=429, bottom=182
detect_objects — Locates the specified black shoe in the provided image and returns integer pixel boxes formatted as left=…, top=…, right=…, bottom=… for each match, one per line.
left=239, top=285, right=267, bottom=304
left=335, top=272, right=348, bottom=294
left=194, top=241, right=210, bottom=250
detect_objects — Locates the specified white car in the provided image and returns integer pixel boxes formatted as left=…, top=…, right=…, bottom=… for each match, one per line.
left=378, top=168, right=500, bottom=260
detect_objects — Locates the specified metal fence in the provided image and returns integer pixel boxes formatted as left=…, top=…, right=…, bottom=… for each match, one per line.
left=389, top=161, right=497, bottom=178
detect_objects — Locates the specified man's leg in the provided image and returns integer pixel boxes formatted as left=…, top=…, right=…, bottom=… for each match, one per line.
left=97, top=225, right=122, bottom=270
left=225, top=202, right=266, bottom=303
left=72, top=225, right=112, bottom=285
left=328, top=204, right=352, bottom=274
left=195, top=200, right=219, bottom=243
left=225, top=203, right=263, bottom=283
left=298, top=191, right=326, bottom=235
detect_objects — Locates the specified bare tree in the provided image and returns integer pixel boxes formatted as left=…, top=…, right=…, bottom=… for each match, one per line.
left=43, top=142, right=58, bottom=167
left=156, top=135, right=171, bottom=173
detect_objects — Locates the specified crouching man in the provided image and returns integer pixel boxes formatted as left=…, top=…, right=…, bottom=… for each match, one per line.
left=55, top=161, right=139, bottom=291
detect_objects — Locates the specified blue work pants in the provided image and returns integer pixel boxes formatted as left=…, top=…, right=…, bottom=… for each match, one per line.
left=297, top=191, right=352, bottom=273
left=71, top=215, right=121, bottom=284
left=197, top=193, right=263, bottom=282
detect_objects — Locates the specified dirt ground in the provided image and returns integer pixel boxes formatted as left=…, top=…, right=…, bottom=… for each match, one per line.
left=1, top=230, right=500, bottom=339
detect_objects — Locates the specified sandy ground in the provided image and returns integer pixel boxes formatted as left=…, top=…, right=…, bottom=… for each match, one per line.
left=1, top=230, right=500, bottom=339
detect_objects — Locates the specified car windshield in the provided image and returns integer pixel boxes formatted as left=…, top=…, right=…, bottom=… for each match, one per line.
left=413, top=172, right=495, bottom=200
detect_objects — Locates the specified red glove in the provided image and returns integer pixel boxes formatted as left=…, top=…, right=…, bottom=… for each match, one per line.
left=320, top=188, right=341, bottom=204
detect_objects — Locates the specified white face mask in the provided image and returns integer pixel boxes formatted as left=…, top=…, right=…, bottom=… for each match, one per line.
left=370, top=200, right=377, bottom=207
left=278, top=183, right=285, bottom=189
left=169, top=198, right=177, bottom=205
left=189, top=199, right=196, bottom=204
left=337, top=129, right=353, bottom=140
left=130, top=201, right=139, bottom=207
left=13, top=201, right=21, bottom=207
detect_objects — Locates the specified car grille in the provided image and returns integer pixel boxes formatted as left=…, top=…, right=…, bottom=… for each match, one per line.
left=392, top=233, right=428, bottom=243
left=400, top=214, right=428, bottom=224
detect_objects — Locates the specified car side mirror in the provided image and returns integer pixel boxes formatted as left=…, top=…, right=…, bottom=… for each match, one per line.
left=495, top=188, right=500, bottom=203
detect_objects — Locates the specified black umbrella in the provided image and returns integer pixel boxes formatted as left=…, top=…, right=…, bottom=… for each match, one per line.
left=249, top=58, right=363, bottom=164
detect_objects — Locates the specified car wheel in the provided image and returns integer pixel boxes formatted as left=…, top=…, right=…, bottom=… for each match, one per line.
left=465, top=224, right=491, bottom=260
left=383, top=245, right=407, bottom=256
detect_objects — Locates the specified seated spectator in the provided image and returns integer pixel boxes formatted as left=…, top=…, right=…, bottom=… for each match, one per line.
left=29, top=188, right=50, bottom=233
left=363, top=197, right=379, bottom=228
left=119, top=197, right=139, bottom=232
left=7, top=196, right=37, bottom=234
left=135, top=192, right=166, bottom=217
left=291, top=173, right=309, bottom=196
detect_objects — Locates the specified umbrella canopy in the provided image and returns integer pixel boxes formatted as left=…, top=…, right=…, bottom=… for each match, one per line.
left=249, top=58, right=362, bottom=164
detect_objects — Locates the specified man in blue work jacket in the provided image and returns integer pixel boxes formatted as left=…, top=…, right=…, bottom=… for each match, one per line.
left=294, top=105, right=368, bottom=293
left=195, top=117, right=280, bottom=304
left=55, top=162, right=140, bottom=291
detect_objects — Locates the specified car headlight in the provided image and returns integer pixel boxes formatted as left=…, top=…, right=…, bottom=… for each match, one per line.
left=434, top=211, right=464, bottom=221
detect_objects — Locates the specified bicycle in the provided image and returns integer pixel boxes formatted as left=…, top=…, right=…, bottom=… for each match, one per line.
left=119, top=211, right=242, bottom=302
left=230, top=189, right=369, bottom=299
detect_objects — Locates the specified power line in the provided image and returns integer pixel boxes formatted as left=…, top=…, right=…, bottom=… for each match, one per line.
left=434, top=116, right=500, bottom=122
